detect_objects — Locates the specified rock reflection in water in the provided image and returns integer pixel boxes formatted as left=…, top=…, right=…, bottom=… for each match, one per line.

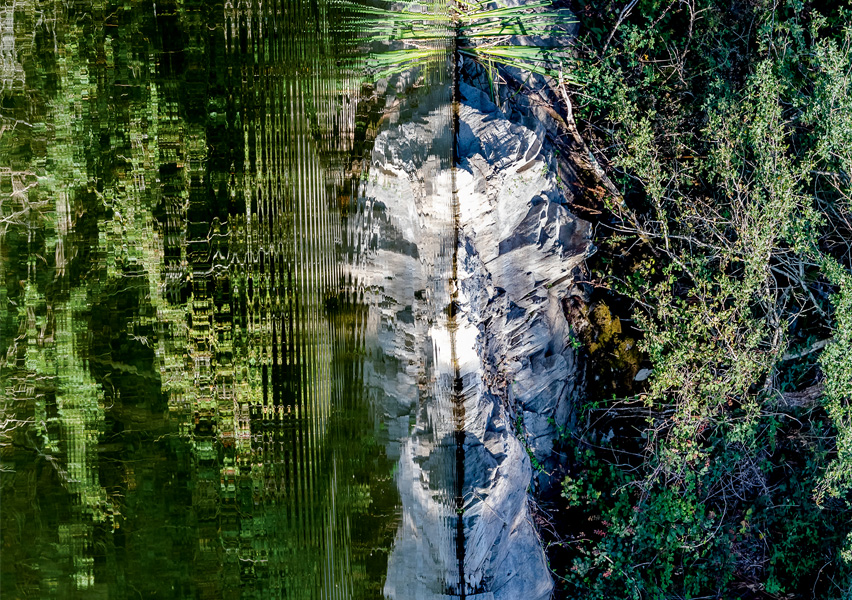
left=340, top=80, right=460, bottom=598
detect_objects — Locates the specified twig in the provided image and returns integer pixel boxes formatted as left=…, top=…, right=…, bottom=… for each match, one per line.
left=602, top=0, right=640, bottom=56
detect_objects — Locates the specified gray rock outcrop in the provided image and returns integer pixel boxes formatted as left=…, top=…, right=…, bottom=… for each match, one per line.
left=346, top=80, right=590, bottom=600
left=454, top=82, right=589, bottom=597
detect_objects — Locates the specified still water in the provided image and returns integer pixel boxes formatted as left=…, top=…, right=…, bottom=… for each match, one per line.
left=0, top=1, right=460, bottom=597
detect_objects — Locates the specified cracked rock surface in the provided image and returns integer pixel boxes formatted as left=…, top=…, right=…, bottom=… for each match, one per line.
left=349, top=82, right=590, bottom=599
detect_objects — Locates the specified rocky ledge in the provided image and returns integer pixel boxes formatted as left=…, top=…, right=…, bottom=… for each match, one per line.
left=350, top=80, right=590, bottom=599
left=454, top=82, right=590, bottom=598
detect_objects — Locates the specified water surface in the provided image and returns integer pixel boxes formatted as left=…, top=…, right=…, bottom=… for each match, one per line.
left=0, top=1, right=459, bottom=597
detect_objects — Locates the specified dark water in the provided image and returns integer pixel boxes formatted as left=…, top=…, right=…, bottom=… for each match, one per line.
left=0, top=1, right=457, bottom=598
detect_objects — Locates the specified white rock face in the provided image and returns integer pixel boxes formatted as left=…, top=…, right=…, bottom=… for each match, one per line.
left=455, top=83, right=589, bottom=598
left=347, top=82, right=589, bottom=599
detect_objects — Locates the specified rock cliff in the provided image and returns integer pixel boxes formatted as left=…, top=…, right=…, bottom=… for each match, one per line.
left=348, top=80, right=590, bottom=599
left=454, top=82, right=590, bottom=598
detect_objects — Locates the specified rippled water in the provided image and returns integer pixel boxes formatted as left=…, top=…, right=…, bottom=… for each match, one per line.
left=0, top=1, right=460, bottom=597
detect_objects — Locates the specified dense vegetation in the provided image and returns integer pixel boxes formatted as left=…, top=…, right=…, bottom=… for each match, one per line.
left=553, top=0, right=852, bottom=597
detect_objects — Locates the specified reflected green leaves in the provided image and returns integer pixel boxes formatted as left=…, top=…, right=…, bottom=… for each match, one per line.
left=343, top=0, right=578, bottom=81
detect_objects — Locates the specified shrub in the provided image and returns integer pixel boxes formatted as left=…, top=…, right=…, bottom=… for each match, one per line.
left=557, top=0, right=852, bottom=597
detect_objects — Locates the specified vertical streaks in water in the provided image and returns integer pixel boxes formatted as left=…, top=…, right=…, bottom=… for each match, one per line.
left=2, top=0, right=400, bottom=596
left=450, top=15, right=467, bottom=595
left=221, top=0, right=376, bottom=595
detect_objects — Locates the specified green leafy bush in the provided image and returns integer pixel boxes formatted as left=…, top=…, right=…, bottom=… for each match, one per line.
left=557, top=0, right=852, bottom=597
